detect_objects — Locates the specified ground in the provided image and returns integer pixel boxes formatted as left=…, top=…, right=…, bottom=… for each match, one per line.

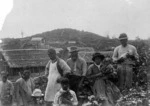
left=7, top=69, right=150, bottom=106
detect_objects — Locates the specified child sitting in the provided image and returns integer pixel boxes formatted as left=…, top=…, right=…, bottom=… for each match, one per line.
left=53, top=77, right=78, bottom=106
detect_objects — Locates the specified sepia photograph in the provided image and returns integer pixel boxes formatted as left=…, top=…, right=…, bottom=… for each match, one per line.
left=0, top=0, right=150, bottom=106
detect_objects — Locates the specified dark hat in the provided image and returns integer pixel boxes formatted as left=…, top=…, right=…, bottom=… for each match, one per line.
left=92, top=52, right=105, bottom=61
left=119, top=33, right=128, bottom=40
left=69, top=46, right=79, bottom=53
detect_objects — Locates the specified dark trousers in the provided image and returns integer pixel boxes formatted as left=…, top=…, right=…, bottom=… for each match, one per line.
left=68, top=75, right=82, bottom=93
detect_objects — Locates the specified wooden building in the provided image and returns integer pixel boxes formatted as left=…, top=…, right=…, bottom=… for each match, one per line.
left=1, top=49, right=49, bottom=75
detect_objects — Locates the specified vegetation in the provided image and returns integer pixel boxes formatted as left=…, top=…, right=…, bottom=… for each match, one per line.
left=1, top=28, right=114, bottom=50
left=2, top=29, right=149, bottom=52
left=1, top=28, right=149, bottom=106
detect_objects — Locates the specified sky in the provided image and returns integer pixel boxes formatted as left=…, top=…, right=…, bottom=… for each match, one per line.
left=0, top=0, right=150, bottom=40
left=0, top=0, right=13, bottom=31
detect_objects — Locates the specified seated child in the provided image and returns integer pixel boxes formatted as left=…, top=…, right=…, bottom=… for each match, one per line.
left=53, top=77, right=78, bottom=106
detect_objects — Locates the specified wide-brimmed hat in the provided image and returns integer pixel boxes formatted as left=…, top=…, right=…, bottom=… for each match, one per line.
left=32, top=88, right=44, bottom=97
left=92, top=52, right=105, bottom=61
left=69, top=46, right=79, bottom=53
left=119, top=33, right=128, bottom=40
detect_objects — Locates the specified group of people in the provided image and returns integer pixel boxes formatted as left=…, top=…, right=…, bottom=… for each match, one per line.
left=0, top=33, right=139, bottom=106
left=44, top=33, right=139, bottom=106
left=0, top=69, right=35, bottom=106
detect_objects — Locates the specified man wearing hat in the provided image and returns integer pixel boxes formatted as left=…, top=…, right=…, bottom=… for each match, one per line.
left=67, top=46, right=87, bottom=76
left=112, top=33, right=139, bottom=91
left=66, top=46, right=87, bottom=93
left=0, top=71, right=14, bottom=106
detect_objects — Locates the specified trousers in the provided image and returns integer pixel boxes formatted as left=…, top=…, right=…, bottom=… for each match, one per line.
left=117, top=64, right=133, bottom=90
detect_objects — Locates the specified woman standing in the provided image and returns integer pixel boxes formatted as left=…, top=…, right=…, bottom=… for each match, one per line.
left=87, top=53, right=121, bottom=106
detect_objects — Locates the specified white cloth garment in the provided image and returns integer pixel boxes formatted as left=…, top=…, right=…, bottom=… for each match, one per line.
left=44, top=61, right=61, bottom=102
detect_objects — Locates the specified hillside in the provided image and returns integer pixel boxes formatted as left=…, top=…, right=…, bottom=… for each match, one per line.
left=1, top=28, right=119, bottom=50
left=31, top=28, right=108, bottom=47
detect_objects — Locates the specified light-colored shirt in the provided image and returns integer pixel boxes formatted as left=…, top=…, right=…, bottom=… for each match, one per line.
left=53, top=88, right=78, bottom=106
left=18, top=78, right=32, bottom=105
left=112, top=44, right=139, bottom=62
left=0, top=80, right=14, bottom=105
left=25, top=79, right=32, bottom=96
left=67, top=57, right=87, bottom=76
left=94, top=63, right=102, bottom=70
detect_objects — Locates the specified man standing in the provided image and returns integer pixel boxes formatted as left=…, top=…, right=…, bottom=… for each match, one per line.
left=44, top=48, right=71, bottom=106
left=112, top=33, right=139, bottom=91
left=15, top=70, right=35, bottom=106
left=66, top=46, right=87, bottom=93
left=0, top=71, right=14, bottom=106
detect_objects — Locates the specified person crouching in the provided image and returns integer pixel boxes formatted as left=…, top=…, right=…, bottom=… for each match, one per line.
left=53, top=77, right=78, bottom=106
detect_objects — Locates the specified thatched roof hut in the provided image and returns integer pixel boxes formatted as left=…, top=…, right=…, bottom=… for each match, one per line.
left=1, top=49, right=49, bottom=68
left=0, top=48, right=113, bottom=75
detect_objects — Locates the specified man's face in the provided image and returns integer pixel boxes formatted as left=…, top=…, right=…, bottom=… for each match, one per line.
left=22, top=71, right=30, bottom=80
left=120, top=39, right=128, bottom=47
left=70, top=52, right=78, bottom=61
left=2, top=75, right=7, bottom=82
left=94, top=58, right=102, bottom=65
left=61, top=83, right=69, bottom=91
left=48, top=51, right=56, bottom=60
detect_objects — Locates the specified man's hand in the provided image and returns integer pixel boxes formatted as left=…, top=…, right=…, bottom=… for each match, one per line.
left=78, top=76, right=85, bottom=88
left=64, top=72, right=71, bottom=78
left=61, top=98, right=72, bottom=105
left=102, top=76, right=108, bottom=80
left=117, top=57, right=125, bottom=63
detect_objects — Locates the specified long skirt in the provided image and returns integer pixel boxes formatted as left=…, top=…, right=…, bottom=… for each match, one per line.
left=93, top=79, right=122, bottom=106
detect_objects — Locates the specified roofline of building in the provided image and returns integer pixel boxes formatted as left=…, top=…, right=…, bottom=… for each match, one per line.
left=0, top=49, right=48, bottom=52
